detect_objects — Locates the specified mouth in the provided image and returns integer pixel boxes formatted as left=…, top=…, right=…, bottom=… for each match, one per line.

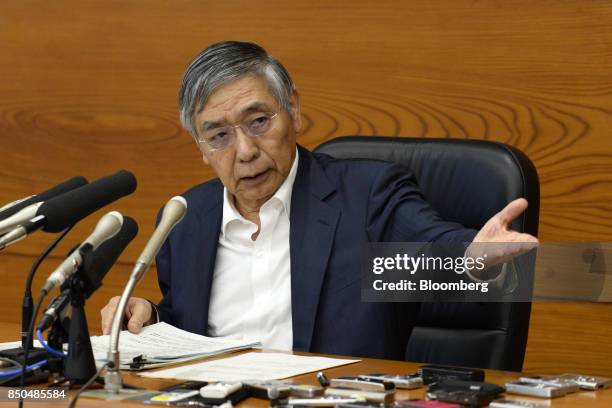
left=239, top=168, right=272, bottom=186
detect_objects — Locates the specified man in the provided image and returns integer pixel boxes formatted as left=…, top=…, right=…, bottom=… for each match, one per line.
left=101, top=41, right=537, bottom=359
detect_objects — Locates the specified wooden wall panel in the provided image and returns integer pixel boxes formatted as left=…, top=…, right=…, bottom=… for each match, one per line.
left=525, top=302, right=612, bottom=376
left=0, top=0, right=611, bottom=374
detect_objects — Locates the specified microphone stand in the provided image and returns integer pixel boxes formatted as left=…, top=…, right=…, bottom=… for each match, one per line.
left=104, top=262, right=148, bottom=393
left=63, top=271, right=97, bottom=385
left=102, top=196, right=186, bottom=395
left=47, top=317, right=70, bottom=353
left=46, top=315, right=70, bottom=384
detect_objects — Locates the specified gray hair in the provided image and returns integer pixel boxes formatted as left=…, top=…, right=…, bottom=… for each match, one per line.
left=178, top=41, right=295, bottom=139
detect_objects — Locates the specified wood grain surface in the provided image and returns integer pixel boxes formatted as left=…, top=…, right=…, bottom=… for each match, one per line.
left=0, top=0, right=611, bottom=377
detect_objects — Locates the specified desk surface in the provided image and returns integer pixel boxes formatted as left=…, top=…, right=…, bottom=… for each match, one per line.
left=1, top=322, right=610, bottom=407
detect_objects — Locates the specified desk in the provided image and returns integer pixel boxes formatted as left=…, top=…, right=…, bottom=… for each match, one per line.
left=1, top=322, right=610, bottom=407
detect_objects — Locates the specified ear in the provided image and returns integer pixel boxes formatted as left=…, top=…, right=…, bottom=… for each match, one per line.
left=288, top=89, right=302, bottom=133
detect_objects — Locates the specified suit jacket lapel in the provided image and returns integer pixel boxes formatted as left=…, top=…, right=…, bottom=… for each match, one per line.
left=290, top=146, right=340, bottom=351
left=191, top=185, right=223, bottom=335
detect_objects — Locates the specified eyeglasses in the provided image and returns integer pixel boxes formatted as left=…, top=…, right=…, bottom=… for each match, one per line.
left=197, top=111, right=279, bottom=151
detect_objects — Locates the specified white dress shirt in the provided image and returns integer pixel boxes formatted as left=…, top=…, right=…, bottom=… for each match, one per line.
left=207, top=149, right=299, bottom=350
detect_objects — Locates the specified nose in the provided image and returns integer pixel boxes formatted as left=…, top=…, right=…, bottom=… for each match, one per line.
left=234, top=127, right=259, bottom=163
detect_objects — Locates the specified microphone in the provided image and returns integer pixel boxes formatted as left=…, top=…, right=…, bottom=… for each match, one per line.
left=105, top=196, right=187, bottom=393
left=0, top=176, right=88, bottom=221
left=40, top=170, right=136, bottom=233
left=41, top=211, right=124, bottom=293
left=36, top=217, right=138, bottom=332
left=0, top=196, right=33, bottom=212
left=0, top=203, right=43, bottom=236
left=80, top=216, right=139, bottom=298
left=133, top=196, right=187, bottom=279
left=0, top=170, right=136, bottom=250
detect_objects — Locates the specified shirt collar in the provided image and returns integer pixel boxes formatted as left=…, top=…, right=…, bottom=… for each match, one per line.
left=221, top=147, right=299, bottom=236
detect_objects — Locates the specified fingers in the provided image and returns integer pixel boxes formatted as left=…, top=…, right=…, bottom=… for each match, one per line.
left=100, top=296, right=121, bottom=335
left=100, top=297, right=152, bottom=335
left=516, top=234, right=539, bottom=256
left=496, top=198, right=528, bottom=226
left=127, top=299, right=152, bottom=334
left=466, top=233, right=539, bottom=270
left=512, top=232, right=539, bottom=245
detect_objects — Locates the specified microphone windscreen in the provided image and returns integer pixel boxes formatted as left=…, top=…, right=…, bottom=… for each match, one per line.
left=0, top=176, right=88, bottom=221
left=38, top=170, right=137, bottom=232
left=81, top=216, right=138, bottom=298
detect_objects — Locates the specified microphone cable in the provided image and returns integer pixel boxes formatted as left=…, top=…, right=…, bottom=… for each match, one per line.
left=18, top=292, right=47, bottom=408
left=0, top=357, right=48, bottom=386
left=18, top=225, right=73, bottom=408
left=22, top=225, right=74, bottom=349
left=35, top=329, right=67, bottom=358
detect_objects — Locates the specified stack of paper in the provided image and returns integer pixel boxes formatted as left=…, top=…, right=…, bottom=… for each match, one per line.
left=89, top=322, right=260, bottom=370
left=140, top=352, right=360, bottom=381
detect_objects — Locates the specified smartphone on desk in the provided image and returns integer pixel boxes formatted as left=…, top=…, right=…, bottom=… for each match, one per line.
left=359, top=374, right=422, bottom=390
left=505, top=381, right=566, bottom=398
left=160, top=381, right=209, bottom=392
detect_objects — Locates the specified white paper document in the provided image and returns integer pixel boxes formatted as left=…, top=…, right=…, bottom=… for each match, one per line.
left=0, top=340, right=43, bottom=351
left=140, top=351, right=360, bottom=381
left=89, top=322, right=259, bottom=370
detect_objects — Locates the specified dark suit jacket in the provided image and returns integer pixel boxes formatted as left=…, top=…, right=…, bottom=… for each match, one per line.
left=155, top=145, right=477, bottom=360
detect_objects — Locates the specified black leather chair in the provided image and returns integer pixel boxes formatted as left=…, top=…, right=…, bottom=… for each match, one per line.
left=314, top=136, right=539, bottom=371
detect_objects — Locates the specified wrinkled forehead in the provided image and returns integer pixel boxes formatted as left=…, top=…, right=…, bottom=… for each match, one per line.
left=196, top=74, right=279, bottom=121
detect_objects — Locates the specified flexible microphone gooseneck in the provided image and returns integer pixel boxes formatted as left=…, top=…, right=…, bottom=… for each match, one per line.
left=104, top=196, right=187, bottom=393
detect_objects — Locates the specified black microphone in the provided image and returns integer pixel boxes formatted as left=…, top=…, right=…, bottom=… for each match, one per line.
left=40, top=170, right=137, bottom=233
left=0, top=176, right=88, bottom=222
left=81, top=216, right=139, bottom=297
left=0, top=171, right=137, bottom=250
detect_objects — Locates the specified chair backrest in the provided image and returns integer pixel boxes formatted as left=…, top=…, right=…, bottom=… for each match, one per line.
left=314, top=136, right=540, bottom=371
